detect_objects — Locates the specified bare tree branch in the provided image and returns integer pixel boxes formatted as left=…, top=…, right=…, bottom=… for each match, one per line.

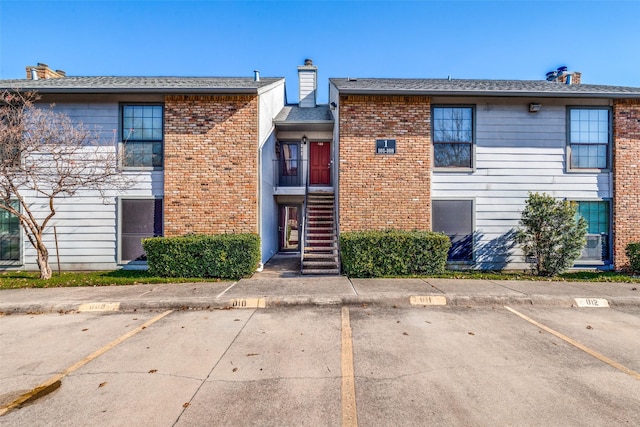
left=1, top=90, right=135, bottom=279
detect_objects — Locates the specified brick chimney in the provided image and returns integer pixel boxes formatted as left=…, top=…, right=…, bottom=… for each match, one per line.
left=25, top=63, right=66, bottom=80
left=298, top=58, right=317, bottom=108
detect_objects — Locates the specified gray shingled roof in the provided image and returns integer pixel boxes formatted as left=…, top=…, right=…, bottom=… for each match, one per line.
left=330, top=78, right=640, bottom=98
left=274, top=105, right=333, bottom=123
left=0, top=76, right=284, bottom=94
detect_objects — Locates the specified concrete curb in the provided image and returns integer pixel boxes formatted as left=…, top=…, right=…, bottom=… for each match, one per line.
left=2, top=294, right=639, bottom=314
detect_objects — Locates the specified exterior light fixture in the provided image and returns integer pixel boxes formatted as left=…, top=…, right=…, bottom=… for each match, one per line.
left=330, top=101, right=337, bottom=110
left=529, top=103, right=542, bottom=113
left=302, top=135, right=307, bottom=144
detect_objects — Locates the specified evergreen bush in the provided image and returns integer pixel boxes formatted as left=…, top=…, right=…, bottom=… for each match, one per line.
left=516, top=193, right=587, bottom=276
left=142, top=234, right=260, bottom=279
left=339, top=230, right=450, bottom=278
left=626, top=243, right=640, bottom=274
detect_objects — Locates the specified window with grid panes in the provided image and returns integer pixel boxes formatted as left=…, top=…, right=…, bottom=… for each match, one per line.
left=0, top=201, right=20, bottom=262
left=576, top=201, right=610, bottom=262
left=569, top=108, right=610, bottom=170
left=121, top=105, right=163, bottom=168
left=432, top=106, right=473, bottom=168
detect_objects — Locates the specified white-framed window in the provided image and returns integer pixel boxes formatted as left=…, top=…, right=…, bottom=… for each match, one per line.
left=432, top=106, right=474, bottom=169
left=568, top=108, right=610, bottom=170
left=575, top=200, right=610, bottom=263
left=0, top=201, right=21, bottom=263
left=432, top=199, right=474, bottom=262
left=119, top=198, right=163, bottom=263
left=121, top=104, right=164, bottom=168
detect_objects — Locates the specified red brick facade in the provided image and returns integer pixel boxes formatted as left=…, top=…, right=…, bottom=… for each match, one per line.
left=338, top=95, right=431, bottom=231
left=163, top=95, right=259, bottom=236
left=613, top=99, right=640, bottom=269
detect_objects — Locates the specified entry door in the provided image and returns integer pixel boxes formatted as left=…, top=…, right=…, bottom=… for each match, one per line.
left=310, top=142, right=331, bottom=185
left=279, top=205, right=300, bottom=251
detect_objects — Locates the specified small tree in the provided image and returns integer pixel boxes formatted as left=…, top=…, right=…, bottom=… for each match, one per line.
left=516, top=192, right=587, bottom=276
left=0, top=90, right=132, bottom=279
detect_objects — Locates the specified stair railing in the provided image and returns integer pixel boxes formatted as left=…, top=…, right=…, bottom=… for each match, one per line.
left=300, top=149, right=311, bottom=273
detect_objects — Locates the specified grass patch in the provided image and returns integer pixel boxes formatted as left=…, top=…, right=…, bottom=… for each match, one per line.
left=0, top=270, right=224, bottom=290
left=1, top=269, right=638, bottom=290
left=419, top=270, right=640, bottom=283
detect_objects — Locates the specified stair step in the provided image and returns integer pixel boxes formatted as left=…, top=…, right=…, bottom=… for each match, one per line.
left=301, top=268, right=340, bottom=275
left=304, top=246, right=338, bottom=251
left=303, top=260, right=339, bottom=267
left=303, top=253, right=338, bottom=260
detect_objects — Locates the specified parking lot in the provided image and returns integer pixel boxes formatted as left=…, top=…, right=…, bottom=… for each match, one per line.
left=1, top=305, right=639, bottom=426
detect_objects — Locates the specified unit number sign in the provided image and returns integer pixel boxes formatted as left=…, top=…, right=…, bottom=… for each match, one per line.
left=376, top=139, right=396, bottom=154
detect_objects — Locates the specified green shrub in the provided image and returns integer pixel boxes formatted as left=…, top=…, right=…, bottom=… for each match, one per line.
left=626, top=243, right=640, bottom=274
left=142, top=234, right=260, bottom=279
left=516, top=193, right=587, bottom=277
left=339, top=230, right=450, bottom=278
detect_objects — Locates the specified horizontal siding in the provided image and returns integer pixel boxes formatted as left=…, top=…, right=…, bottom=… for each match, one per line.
left=4, top=100, right=165, bottom=272
left=10, top=172, right=162, bottom=272
left=40, top=102, right=120, bottom=144
left=433, top=101, right=611, bottom=270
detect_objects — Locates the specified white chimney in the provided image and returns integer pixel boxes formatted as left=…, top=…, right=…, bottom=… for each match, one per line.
left=298, top=58, right=317, bottom=108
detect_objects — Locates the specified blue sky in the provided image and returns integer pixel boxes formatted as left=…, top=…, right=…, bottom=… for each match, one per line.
left=1, top=0, right=639, bottom=103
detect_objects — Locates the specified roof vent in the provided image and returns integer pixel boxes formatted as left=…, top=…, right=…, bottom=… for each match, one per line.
left=546, top=66, right=581, bottom=84
left=254, top=70, right=260, bottom=82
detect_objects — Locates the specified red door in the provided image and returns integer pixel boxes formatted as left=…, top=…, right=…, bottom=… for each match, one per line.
left=310, top=142, right=331, bottom=185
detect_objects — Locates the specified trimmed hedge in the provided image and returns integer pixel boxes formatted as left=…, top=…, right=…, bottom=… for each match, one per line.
left=626, top=242, right=640, bottom=274
left=142, top=234, right=260, bottom=279
left=340, top=230, right=451, bottom=278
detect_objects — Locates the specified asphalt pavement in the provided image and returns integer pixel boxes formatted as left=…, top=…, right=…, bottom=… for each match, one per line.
left=1, top=255, right=639, bottom=314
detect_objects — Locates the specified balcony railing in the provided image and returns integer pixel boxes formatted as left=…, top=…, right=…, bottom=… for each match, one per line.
left=273, top=159, right=307, bottom=187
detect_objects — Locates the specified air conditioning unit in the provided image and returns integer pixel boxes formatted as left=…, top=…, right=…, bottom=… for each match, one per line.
left=581, top=234, right=603, bottom=261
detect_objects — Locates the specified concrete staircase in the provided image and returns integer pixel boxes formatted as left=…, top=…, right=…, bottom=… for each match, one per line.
left=301, top=192, right=339, bottom=275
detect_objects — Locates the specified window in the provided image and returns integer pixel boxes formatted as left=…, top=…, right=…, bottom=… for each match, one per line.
left=576, top=201, right=610, bottom=262
left=0, top=201, right=21, bottom=262
left=432, top=200, right=473, bottom=261
left=120, top=198, right=163, bottom=262
left=432, top=106, right=473, bottom=169
left=568, top=108, right=610, bottom=169
left=279, top=143, right=300, bottom=186
left=121, top=105, right=163, bottom=168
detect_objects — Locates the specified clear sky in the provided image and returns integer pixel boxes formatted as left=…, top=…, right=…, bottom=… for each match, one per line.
left=1, top=0, right=639, bottom=103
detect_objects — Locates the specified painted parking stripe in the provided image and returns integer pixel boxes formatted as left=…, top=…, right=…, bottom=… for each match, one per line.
left=341, top=306, right=358, bottom=427
left=0, top=310, right=174, bottom=416
left=504, top=306, right=640, bottom=380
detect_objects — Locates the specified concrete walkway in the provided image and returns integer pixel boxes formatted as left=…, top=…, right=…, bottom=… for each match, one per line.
left=1, top=254, right=639, bottom=314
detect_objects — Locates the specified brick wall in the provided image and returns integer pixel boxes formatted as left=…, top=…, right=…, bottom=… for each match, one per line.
left=338, top=95, right=431, bottom=231
left=164, top=95, right=259, bottom=236
left=613, top=98, right=640, bottom=269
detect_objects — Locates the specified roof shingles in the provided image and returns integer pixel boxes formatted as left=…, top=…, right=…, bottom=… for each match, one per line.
left=0, top=76, right=284, bottom=93
left=330, top=78, right=640, bottom=98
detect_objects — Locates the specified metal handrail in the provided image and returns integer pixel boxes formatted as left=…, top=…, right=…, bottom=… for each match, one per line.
left=274, top=159, right=307, bottom=188
left=301, top=152, right=311, bottom=273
